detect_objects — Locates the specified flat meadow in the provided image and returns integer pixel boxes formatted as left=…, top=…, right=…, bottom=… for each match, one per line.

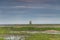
left=0, top=24, right=60, bottom=40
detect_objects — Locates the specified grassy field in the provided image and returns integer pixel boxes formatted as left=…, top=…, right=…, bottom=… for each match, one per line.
left=26, top=33, right=60, bottom=40
left=1, top=27, right=60, bottom=31
left=0, top=27, right=60, bottom=34
left=0, top=38, right=4, bottom=40
left=1, top=33, right=60, bottom=40
left=0, top=25, right=60, bottom=40
left=12, top=27, right=60, bottom=31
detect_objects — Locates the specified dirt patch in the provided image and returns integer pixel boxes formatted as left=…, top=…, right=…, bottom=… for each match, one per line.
left=41, top=30, right=60, bottom=34
left=44, top=30, right=59, bottom=32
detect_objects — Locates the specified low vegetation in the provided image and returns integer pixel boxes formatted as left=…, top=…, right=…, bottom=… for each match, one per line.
left=10, top=27, right=60, bottom=31
left=26, top=33, right=60, bottom=40
left=0, top=26, right=60, bottom=40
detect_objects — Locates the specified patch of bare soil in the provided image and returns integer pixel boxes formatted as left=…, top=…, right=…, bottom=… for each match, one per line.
left=42, top=30, right=60, bottom=34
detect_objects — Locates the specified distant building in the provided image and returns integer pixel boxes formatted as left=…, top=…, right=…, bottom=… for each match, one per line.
left=29, top=21, right=32, bottom=25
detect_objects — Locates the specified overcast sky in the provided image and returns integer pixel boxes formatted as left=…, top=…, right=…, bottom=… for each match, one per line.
left=0, top=0, right=59, bottom=24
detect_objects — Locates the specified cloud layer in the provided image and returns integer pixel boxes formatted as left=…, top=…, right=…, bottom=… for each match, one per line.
left=0, top=0, right=60, bottom=24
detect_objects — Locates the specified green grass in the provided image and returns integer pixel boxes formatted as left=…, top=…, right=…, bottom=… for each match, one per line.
left=0, top=27, right=60, bottom=34
left=1, top=27, right=60, bottom=31
left=25, top=33, right=60, bottom=40
left=0, top=38, right=4, bottom=40
left=0, top=33, right=60, bottom=40
left=0, top=27, right=60, bottom=40
left=10, top=27, right=60, bottom=31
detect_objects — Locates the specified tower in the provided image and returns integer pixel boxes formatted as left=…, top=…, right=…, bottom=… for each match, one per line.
left=29, top=21, right=32, bottom=25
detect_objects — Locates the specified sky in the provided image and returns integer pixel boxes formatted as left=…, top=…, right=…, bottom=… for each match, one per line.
left=0, top=0, right=59, bottom=24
